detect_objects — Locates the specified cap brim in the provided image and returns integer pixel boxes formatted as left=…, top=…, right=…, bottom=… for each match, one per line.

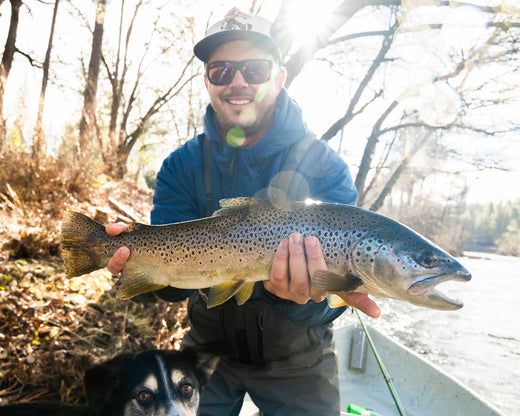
left=194, top=30, right=279, bottom=62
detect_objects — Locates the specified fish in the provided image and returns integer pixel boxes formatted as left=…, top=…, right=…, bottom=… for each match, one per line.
left=60, top=197, right=471, bottom=310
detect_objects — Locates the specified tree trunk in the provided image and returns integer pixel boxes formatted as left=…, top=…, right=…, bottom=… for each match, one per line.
left=0, top=0, right=22, bottom=150
left=77, top=0, right=106, bottom=163
left=33, top=0, right=60, bottom=159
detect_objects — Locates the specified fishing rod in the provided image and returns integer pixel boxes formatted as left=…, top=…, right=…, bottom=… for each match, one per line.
left=354, top=309, right=407, bottom=416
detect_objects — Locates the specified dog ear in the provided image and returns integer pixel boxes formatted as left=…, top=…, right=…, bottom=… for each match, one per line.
left=194, top=351, right=220, bottom=385
left=83, top=354, right=133, bottom=411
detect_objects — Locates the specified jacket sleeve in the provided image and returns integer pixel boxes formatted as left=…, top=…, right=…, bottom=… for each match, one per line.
left=259, top=140, right=356, bottom=326
left=261, top=287, right=346, bottom=326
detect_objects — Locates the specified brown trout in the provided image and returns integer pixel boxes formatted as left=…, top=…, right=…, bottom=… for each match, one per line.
left=60, top=197, right=471, bottom=309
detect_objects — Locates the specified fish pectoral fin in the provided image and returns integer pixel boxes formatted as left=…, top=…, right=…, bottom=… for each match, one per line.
left=234, top=281, right=255, bottom=306
left=117, top=264, right=167, bottom=300
left=327, top=294, right=349, bottom=309
left=311, top=270, right=363, bottom=293
left=207, top=281, right=244, bottom=308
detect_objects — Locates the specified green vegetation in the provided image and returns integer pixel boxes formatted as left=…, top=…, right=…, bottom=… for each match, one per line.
left=464, top=201, right=520, bottom=256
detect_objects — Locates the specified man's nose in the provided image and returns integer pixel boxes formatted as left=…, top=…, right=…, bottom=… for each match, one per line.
left=229, top=68, right=249, bottom=86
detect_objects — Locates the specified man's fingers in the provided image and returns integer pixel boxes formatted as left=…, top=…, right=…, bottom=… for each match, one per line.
left=107, top=246, right=130, bottom=275
left=106, top=222, right=128, bottom=236
left=305, top=236, right=328, bottom=303
left=288, top=233, right=310, bottom=304
left=338, top=292, right=381, bottom=318
left=265, top=239, right=290, bottom=298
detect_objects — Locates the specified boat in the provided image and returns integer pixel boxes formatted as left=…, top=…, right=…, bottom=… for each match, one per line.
left=240, top=322, right=502, bottom=416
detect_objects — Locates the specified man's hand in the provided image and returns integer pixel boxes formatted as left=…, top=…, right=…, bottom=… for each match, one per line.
left=264, top=232, right=381, bottom=318
left=106, top=223, right=130, bottom=275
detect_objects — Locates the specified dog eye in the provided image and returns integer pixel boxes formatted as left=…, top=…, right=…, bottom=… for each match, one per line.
left=136, top=390, right=152, bottom=404
left=180, top=383, right=193, bottom=397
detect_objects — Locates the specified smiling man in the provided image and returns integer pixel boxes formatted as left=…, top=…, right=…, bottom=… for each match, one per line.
left=107, top=7, right=380, bottom=416
left=203, top=41, right=285, bottom=148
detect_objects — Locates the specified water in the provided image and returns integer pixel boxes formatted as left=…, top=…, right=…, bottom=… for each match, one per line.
left=336, top=253, right=520, bottom=414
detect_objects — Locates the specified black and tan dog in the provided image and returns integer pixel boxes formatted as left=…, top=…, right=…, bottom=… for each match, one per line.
left=0, top=348, right=219, bottom=416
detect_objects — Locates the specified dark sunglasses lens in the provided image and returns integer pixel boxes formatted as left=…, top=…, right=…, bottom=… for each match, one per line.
left=208, top=63, right=235, bottom=85
left=242, top=61, right=271, bottom=84
left=208, top=61, right=272, bottom=85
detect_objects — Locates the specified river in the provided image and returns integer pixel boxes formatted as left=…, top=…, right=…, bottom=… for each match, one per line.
left=335, top=253, right=520, bottom=415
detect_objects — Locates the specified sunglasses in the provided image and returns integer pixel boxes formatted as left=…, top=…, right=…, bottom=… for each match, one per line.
left=206, top=59, right=273, bottom=86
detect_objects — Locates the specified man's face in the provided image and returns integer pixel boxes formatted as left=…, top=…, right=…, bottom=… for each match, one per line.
left=205, top=40, right=286, bottom=147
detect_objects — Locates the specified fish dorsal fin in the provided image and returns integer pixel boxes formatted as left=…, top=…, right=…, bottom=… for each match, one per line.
left=212, top=197, right=275, bottom=216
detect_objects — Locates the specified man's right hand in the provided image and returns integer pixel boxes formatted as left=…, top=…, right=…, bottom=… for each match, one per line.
left=106, top=223, right=131, bottom=274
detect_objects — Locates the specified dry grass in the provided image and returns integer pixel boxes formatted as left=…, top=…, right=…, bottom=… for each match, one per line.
left=0, top=152, right=189, bottom=406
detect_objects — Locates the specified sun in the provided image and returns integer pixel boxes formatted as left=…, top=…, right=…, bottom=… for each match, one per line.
left=285, top=1, right=338, bottom=51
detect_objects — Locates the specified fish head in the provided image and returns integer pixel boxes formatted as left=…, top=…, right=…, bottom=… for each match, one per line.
left=351, top=224, right=471, bottom=310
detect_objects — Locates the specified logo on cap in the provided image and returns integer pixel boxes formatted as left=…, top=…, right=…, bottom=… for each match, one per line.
left=219, top=8, right=253, bottom=31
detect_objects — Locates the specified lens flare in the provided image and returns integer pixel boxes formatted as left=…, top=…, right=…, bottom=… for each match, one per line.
left=269, top=171, right=310, bottom=201
left=226, top=127, right=245, bottom=147
left=417, top=82, right=461, bottom=127
left=440, top=5, right=488, bottom=52
left=255, top=82, right=268, bottom=101
left=237, top=107, right=257, bottom=129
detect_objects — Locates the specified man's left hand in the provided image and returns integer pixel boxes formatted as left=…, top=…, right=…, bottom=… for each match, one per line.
left=264, top=233, right=381, bottom=318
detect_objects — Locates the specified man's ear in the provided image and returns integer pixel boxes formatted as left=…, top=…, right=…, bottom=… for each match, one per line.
left=276, top=66, right=287, bottom=90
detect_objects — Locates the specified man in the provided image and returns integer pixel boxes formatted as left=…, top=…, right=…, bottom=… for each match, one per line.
left=107, top=7, right=380, bottom=415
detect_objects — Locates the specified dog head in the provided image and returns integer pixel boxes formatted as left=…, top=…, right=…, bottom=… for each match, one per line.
left=84, top=348, right=219, bottom=416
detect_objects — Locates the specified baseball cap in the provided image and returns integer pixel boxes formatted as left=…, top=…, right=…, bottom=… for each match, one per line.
left=194, top=7, right=280, bottom=62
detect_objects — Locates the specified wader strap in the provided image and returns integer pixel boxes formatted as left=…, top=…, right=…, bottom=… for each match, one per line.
left=202, top=134, right=213, bottom=217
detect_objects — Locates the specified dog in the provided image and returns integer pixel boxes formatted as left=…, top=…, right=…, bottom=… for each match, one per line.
left=0, top=348, right=219, bottom=416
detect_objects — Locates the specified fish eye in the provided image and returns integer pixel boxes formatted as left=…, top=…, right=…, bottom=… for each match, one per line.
left=180, top=383, right=193, bottom=397
left=419, top=254, right=437, bottom=268
left=136, top=389, right=153, bottom=405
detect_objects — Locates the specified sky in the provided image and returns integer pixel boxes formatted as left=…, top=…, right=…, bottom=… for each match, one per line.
left=1, top=0, right=520, bottom=204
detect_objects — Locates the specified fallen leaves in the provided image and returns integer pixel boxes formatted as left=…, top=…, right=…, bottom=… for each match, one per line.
left=0, top=259, right=188, bottom=406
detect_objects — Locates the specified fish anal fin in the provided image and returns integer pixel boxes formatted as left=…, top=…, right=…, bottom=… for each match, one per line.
left=327, top=294, right=349, bottom=309
left=311, top=270, right=363, bottom=293
left=117, top=264, right=166, bottom=300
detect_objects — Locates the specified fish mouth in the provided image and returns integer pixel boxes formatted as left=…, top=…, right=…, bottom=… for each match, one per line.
left=407, top=269, right=472, bottom=310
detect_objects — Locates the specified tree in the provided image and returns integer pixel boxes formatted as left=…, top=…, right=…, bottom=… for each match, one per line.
left=97, top=0, right=201, bottom=179
left=272, top=1, right=520, bottom=210
left=0, top=0, right=23, bottom=150
left=77, top=0, right=105, bottom=164
left=33, top=0, right=60, bottom=159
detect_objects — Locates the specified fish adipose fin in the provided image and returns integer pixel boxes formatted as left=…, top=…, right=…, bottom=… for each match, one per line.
left=207, top=280, right=254, bottom=308
left=61, top=211, right=105, bottom=278
left=117, top=264, right=167, bottom=300
left=311, top=270, right=363, bottom=292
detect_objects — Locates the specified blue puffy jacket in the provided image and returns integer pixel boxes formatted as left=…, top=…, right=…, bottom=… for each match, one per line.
left=150, top=88, right=357, bottom=327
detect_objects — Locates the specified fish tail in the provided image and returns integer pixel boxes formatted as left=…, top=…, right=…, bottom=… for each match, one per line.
left=61, top=211, right=106, bottom=278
